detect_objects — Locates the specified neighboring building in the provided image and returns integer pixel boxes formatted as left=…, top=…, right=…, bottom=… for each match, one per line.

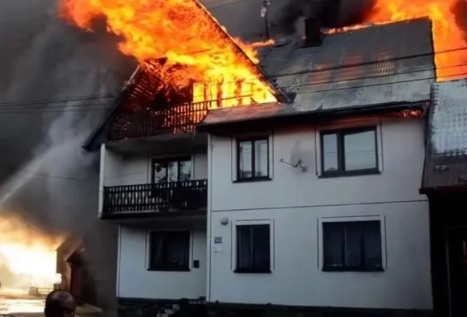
left=56, top=236, right=87, bottom=304
left=420, top=79, right=467, bottom=317
left=85, top=17, right=436, bottom=317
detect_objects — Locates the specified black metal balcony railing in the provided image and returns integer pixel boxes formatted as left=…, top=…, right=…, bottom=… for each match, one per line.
left=103, top=180, right=208, bottom=215
left=109, top=101, right=213, bottom=141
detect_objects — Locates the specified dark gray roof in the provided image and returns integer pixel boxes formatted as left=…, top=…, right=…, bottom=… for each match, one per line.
left=422, top=79, right=467, bottom=191
left=201, top=17, right=435, bottom=127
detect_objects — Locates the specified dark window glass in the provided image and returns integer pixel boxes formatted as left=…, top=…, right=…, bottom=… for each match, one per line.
left=152, top=157, right=192, bottom=183
left=237, top=138, right=269, bottom=180
left=322, top=133, right=338, bottom=172
left=148, top=231, right=190, bottom=271
left=321, top=127, right=378, bottom=176
left=323, top=221, right=382, bottom=272
left=236, top=224, right=271, bottom=273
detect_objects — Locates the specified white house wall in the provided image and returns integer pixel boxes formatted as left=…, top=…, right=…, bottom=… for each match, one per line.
left=209, top=202, right=432, bottom=309
left=207, top=117, right=432, bottom=309
left=117, top=221, right=207, bottom=300
left=102, top=148, right=208, bottom=187
left=209, top=118, right=427, bottom=211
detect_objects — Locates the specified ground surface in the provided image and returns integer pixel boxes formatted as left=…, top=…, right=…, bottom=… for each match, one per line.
left=0, top=297, right=102, bottom=316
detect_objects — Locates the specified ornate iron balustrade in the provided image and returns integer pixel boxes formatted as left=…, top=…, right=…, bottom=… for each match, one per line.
left=108, top=101, right=213, bottom=140
left=103, top=180, right=208, bottom=215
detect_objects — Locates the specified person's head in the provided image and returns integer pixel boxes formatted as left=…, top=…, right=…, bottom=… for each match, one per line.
left=44, top=290, right=76, bottom=317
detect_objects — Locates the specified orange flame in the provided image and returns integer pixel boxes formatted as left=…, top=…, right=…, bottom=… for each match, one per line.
left=0, top=211, right=63, bottom=290
left=364, top=0, right=467, bottom=80
left=58, top=0, right=276, bottom=108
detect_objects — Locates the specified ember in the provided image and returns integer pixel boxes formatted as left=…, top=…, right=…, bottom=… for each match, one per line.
left=58, top=0, right=277, bottom=108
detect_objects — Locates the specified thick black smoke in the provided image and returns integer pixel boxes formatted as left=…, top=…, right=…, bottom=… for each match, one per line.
left=452, top=0, right=467, bottom=40
left=0, top=0, right=134, bottom=314
left=276, top=0, right=376, bottom=35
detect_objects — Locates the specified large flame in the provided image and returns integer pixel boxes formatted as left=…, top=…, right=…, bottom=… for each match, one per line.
left=364, top=0, right=467, bottom=80
left=58, top=0, right=276, bottom=108
left=0, top=212, right=63, bottom=291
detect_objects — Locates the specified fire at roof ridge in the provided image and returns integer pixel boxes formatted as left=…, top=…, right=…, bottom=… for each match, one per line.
left=190, top=0, right=291, bottom=104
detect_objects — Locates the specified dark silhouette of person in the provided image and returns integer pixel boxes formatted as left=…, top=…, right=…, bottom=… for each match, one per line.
left=44, top=290, right=76, bottom=317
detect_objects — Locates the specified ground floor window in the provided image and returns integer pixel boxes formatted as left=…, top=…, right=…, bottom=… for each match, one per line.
left=235, top=224, right=271, bottom=273
left=322, top=220, right=383, bottom=272
left=148, top=231, right=190, bottom=271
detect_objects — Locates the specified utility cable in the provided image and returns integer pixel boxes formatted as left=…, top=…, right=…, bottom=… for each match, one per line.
left=0, top=47, right=466, bottom=112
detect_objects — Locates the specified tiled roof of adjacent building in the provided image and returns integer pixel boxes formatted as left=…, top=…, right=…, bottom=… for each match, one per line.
left=200, top=17, right=435, bottom=128
left=421, top=79, right=467, bottom=191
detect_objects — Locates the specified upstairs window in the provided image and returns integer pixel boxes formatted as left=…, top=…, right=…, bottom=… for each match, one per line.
left=152, top=157, right=192, bottom=183
left=237, top=138, right=269, bottom=181
left=148, top=231, right=190, bottom=271
left=322, top=221, right=383, bottom=272
left=235, top=224, right=271, bottom=273
left=321, top=127, right=378, bottom=177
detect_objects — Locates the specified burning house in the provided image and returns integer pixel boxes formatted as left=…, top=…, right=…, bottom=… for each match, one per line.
left=80, top=7, right=439, bottom=316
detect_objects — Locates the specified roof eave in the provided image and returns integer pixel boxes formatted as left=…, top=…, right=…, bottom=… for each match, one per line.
left=197, top=100, right=428, bottom=135
left=82, top=70, right=141, bottom=152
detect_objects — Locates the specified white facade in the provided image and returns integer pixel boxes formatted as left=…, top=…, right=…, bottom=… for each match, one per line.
left=100, top=148, right=208, bottom=186
left=102, top=115, right=432, bottom=310
left=117, top=220, right=207, bottom=299
left=207, top=116, right=432, bottom=309
left=101, top=145, right=209, bottom=300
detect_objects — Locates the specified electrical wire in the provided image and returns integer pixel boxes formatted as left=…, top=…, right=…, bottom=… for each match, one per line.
left=0, top=46, right=466, bottom=113
left=206, top=0, right=250, bottom=9
left=0, top=94, right=115, bottom=108
left=0, top=64, right=452, bottom=113
left=0, top=101, right=112, bottom=113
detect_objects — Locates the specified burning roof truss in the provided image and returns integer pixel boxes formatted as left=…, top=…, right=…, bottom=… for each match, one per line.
left=83, top=0, right=292, bottom=148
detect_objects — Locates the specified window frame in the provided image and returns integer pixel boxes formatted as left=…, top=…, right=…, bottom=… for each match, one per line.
left=321, top=220, right=384, bottom=272
left=320, top=126, right=379, bottom=177
left=151, top=156, right=192, bottom=184
left=235, top=137, right=271, bottom=182
left=234, top=223, right=272, bottom=274
left=146, top=230, right=191, bottom=272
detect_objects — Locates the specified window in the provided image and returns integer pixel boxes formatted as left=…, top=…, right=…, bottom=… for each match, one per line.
left=321, top=127, right=378, bottom=176
left=148, top=231, right=190, bottom=271
left=237, top=138, right=269, bottom=181
left=152, top=157, right=192, bottom=183
left=235, top=224, right=271, bottom=273
left=322, top=221, right=383, bottom=272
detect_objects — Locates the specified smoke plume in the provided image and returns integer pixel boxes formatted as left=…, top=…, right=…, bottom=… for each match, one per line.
left=0, top=0, right=134, bottom=314
left=275, top=0, right=376, bottom=34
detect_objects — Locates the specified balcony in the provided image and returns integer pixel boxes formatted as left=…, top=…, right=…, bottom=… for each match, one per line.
left=108, top=101, right=213, bottom=141
left=102, top=180, right=208, bottom=218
